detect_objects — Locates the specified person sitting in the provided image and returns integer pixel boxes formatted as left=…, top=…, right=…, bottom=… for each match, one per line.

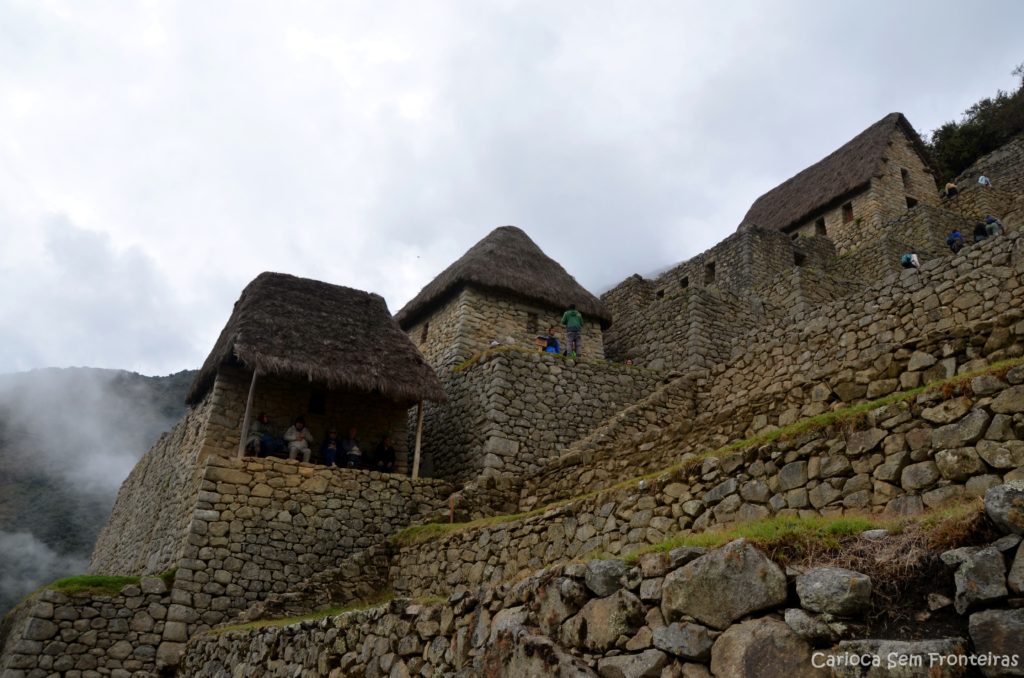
left=341, top=427, right=363, bottom=468
left=374, top=435, right=397, bottom=473
left=321, top=427, right=341, bottom=467
left=946, top=229, right=965, bottom=253
left=973, top=222, right=988, bottom=243
left=284, top=416, right=315, bottom=463
left=543, top=326, right=560, bottom=354
left=978, top=175, right=992, bottom=188
left=900, top=251, right=920, bottom=269
left=247, top=412, right=283, bottom=457
left=944, top=181, right=958, bottom=198
left=985, top=215, right=1004, bottom=236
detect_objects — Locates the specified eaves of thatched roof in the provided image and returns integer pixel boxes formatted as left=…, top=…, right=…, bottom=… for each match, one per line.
left=395, top=226, right=612, bottom=329
left=739, top=113, right=936, bottom=233
left=187, top=273, right=446, bottom=406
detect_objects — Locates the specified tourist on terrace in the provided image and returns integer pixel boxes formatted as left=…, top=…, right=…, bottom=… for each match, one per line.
left=985, top=215, right=1004, bottom=236
left=341, top=427, right=363, bottom=468
left=543, top=326, right=561, bottom=354
left=321, top=427, right=341, bottom=467
left=247, top=412, right=283, bottom=457
left=978, top=175, right=992, bottom=188
left=973, top=222, right=989, bottom=243
left=374, top=435, right=397, bottom=473
left=900, top=250, right=920, bottom=269
left=946, top=229, right=965, bottom=253
left=944, top=181, right=959, bottom=198
left=284, top=416, right=315, bottom=463
left=561, top=304, right=584, bottom=358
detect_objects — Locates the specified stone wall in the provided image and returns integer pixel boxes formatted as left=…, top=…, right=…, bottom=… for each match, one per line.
left=417, top=348, right=663, bottom=484
left=956, top=134, right=1024, bottom=196
left=0, top=577, right=178, bottom=676
left=164, top=455, right=451, bottom=652
left=395, top=366, right=1024, bottom=599
left=408, top=286, right=606, bottom=371
left=201, top=366, right=411, bottom=471
left=89, top=398, right=212, bottom=576
left=525, top=233, right=1024, bottom=508
left=179, top=489, right=1024, bottom=678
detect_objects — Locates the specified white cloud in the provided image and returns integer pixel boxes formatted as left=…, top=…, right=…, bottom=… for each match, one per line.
left=0, top=0, right=1022, bottom=374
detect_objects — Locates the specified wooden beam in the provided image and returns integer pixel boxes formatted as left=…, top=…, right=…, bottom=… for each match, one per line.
left=237, top=369, right=259, bottom=459
left=412, top=400, right=425, bottom=479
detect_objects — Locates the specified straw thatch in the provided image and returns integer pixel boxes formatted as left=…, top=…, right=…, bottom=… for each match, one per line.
left=186, top=273, right=446, bottom=405
left=395, top=226, right=612, bottom=329
left=739, top=113, right=936, bottom=233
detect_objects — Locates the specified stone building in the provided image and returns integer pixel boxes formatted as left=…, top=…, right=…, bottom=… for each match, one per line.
left=740, top=112, right=939, bottom=254
left=187, top=272, right=446, bottom=468
left=395, top=225, right=612, bottom=366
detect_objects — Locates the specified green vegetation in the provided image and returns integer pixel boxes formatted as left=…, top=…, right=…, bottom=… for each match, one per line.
left=394, top=356, right=1024, bottom=548
left=213, top=589, right=404, bottom=633
left=45, top=575, right=141, bottom=596
left=928, top=63, right=1024, bottom=183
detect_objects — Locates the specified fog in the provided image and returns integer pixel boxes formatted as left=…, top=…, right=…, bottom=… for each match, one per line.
left=0, top=366, right=191, bottom=614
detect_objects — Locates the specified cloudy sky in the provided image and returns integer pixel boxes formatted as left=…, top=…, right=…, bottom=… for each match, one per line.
left=1, top=0, right=1021, bottom=376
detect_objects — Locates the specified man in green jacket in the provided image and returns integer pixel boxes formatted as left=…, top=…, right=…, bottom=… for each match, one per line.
left=561, top=304, right=583, bottom=358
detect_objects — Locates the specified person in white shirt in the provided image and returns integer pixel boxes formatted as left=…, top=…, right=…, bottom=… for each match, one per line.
left=978, top=175, right=992, bottom=188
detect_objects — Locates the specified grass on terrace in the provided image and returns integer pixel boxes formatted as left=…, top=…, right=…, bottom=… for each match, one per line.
left=45, top=575, right=141, bottom=597
left=391, top=356, right=1024, bottom=548
left=213, top=590, right=403, bottom=633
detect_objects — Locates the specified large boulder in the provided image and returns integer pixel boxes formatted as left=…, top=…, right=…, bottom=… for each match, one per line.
left=985, top=482, right=1024, bottom=535
left=586, top=560, right=629, bottom=597
left=710, top=617, right=826, bottom=678
left=562, top=590, right=645, bottom=652
left=481, top=625, right=597, bottom=677
left=969, top=609, right=1024, bottom=677
left=661, top=540, right=787, bottom=630
left=596, top=650, right=669, bottom=678
left=825, top=638, right=968, bottom=677
left=795, top=567, right=872, bottom=616
left=536, top=577, right=589, bottom=636
left=651, top=622, right=714, bottom=661
left=952, top=547, right=1007, bottom=614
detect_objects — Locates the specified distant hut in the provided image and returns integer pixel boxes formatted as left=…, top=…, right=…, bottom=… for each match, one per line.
left=186, top=272, right=445, bottom=475
left=739, top=112, right=939, bottom=254
left=395, top=226, right=612, bottom=367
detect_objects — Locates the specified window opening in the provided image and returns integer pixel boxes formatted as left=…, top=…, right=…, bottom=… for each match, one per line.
left=842, top=202, right=854, bottom=224
left=905, top=196, right=918, bottom=209
left=815, top=218, right=826, bottom=236
left=704, top=261, right=716, bottom=285
left=420, top=322, right=429, bottom=344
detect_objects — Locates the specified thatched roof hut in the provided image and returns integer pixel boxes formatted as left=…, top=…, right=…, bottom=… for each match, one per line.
left=187, top=272, right=446, bottom=406
left=395, top=226, right=612, bottom=329
left=739, top=112, right=936, bottom=233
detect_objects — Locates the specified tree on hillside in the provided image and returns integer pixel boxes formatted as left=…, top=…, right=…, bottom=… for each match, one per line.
left=928, top=63, right=1024, bottom=183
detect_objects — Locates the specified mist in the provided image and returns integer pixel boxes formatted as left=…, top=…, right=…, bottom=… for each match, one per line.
left=0, top=366, right=193, bottom=615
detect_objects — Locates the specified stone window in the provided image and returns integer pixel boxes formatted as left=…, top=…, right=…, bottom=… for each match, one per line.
left=679, top=276, right=688, bottom=289
left=656, top=289, right=665, bottom=299
left=309, top=389, right=327, bottom=415
left=420, top=322, right=429, bottom=344
left=815, top=217, right=826, bottom=236
left=704, top=261, right=716, bottom=285
left=526, top=312, right=538, bottom=334
left=900, top=168, right=910, bottom=190
left=794, top=252, right=807, bottom=267
left=842, top=202, right=854, bottom=224
left=906, top=196, right=918, bottom=209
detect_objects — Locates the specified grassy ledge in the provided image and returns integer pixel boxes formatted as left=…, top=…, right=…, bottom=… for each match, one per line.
left=212, top=589, right=420, bottom=634
left=393, top=356, right=1024, bottom=548
left=45, top=575, right=141, bottom=597
left=452, top=344, right=648, bottom=374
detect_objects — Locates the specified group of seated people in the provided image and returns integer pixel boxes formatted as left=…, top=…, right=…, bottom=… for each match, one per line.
left=245, top=413, right=398, bottom=472
left=946, top=215, right=1004, bottom=253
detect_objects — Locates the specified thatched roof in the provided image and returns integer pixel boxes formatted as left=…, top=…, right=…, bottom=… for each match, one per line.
left=739, top=113, right=936, bottom=233
left=187, top=273, right=446, bottom=405
left=395, top=226, right=612, bottom=329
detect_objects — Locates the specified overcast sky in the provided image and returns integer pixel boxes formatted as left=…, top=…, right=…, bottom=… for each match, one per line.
left=1, top=1, right=1021, bottom=376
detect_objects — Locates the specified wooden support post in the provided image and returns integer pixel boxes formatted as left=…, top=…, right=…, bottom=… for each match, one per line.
left=237, top=369, right=259, bottom=459
left=412, top=400, right=425, bottom=479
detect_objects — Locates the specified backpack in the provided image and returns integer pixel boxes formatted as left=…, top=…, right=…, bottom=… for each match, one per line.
left=900, top=253, right=913, bottom=267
